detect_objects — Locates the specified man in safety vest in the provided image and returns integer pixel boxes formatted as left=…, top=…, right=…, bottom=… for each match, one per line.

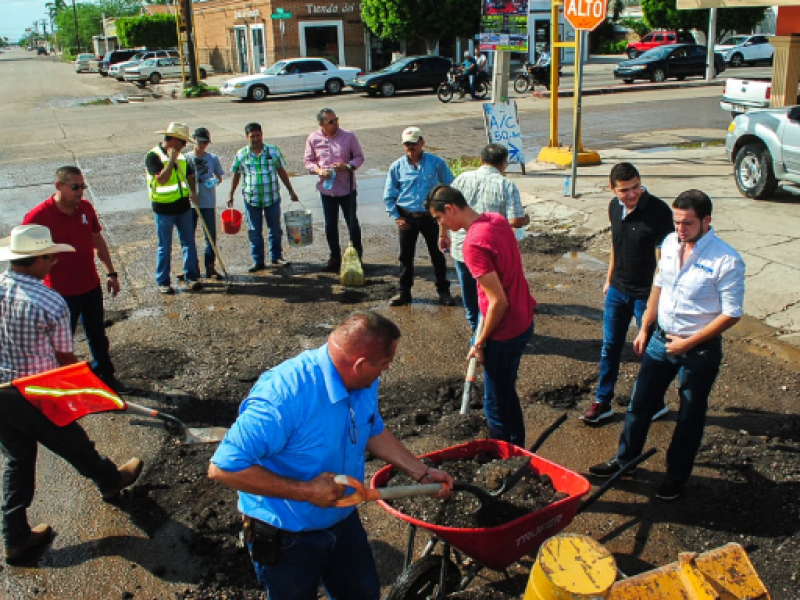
left=145, top=122, right=201, bottom=294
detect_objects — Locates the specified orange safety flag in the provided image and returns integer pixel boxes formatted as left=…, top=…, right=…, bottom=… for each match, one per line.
left=11, top=362, right=127, bottom=426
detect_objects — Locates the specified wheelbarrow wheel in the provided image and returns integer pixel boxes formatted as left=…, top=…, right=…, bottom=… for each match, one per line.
left=386, top=555, right=461, bottom=600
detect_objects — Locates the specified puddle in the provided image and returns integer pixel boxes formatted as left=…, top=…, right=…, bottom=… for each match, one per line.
left=636, top=140, right=725, bottom=153
left=48, top=94, right=131, bottom=109
left=129, top=306, right=162, bottom=320
left=553, top=251, right=607, bottom=273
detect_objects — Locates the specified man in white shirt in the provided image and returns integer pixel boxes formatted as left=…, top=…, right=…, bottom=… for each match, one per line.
left=589, top=190, right=745, bottom=501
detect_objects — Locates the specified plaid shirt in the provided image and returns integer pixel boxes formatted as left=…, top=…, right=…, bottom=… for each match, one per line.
left=231, top=144, right=287, bottom=207
left=0, top=270, right=74, bottom=383
left=450, top=165, right=525, bottom=262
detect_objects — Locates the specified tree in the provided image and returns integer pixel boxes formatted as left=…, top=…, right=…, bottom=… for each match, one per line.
left=361, top=0, right=481, bottom=55
left=641, top=0, right=767, bottom=44
left=54, top=3, right=104, bottom=54
left=116, top=13, right=177, bottom=49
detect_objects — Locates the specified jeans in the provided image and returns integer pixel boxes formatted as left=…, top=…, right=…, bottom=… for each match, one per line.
left=595, top=286, right=648, bottom=408
left=397, top=213, right=449, bottom=294
left=192, top=207, right=217, bottom=273
left=321, top=191, right=362, bottom=259
left=154, top=209, right=200, bottom=286
left=0, top=388, right=120, bottom=548
left=617, top=330, right=722, bottom=485
left=454, top=259, right=479, bottom=332
left=483, top=320, right=534, bottom=447
left=245, top=201, right=282, bottom=264
left=249, top=510, right=379, bottom=600
left=63, top=285, right=114, bottom=379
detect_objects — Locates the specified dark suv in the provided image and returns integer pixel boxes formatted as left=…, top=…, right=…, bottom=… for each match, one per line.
left=626, top=31, right=695, bottom=59
left=100, top=49, right=139, bottom=76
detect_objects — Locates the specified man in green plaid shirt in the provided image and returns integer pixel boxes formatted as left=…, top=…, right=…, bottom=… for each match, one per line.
left=228, top=123, right=299, bottom=271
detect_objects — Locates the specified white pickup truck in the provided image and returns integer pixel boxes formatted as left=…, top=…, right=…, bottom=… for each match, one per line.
left=720, top=78, right=771, bottom=117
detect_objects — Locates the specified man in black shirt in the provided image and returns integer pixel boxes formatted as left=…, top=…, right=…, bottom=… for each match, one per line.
left=583, top=163, right=674, bottom=424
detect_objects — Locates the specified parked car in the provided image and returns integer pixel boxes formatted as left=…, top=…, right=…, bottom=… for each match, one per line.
left=720, top=78, right=772, bottom=117
left=123, top=57, right=213, bottom=84
left=614, top=44, right=725, bottom=83
left=220, top=58, right=361, bottom=101
left=74, top=53, right=97, bottom=73
left=351, top=55, right=453, bottom=97
left=110, top=49, right=179, bottom=80
left=626, top=30, right=695, bottom=59
left=714, top=34, right=774, bottom=67
left=100, top=49, right=139, bottom=76
left=36, top=46, right=48, bottom=56
left=726, top=105, right=800, bottom=199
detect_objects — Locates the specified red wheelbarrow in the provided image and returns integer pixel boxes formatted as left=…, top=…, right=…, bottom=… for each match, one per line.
left=372, top=438, right=655, bottom=599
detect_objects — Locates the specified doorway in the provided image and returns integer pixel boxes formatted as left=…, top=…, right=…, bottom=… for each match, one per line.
left=234, top=26, right=249, bottom=73
left=299, top=21, right=344, bottom=65
left=250, top=24, right=266, bottom=72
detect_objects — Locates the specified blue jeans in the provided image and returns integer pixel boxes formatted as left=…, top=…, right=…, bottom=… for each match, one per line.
left=245, top=201, right=282, bottom=264
left=249, top=511, right=379, bottom=600
left=595, top=285, right=648, bottom=408
left=321, top=191, right=362, bottom=259
left=154, top=210, right=199, bottom=286
left=63, top=285, right=114, bottom=379
left=192, top=207, right=217, bottom=273
left=483, top=320, right=534, bottom=447
left=454, top=259, right=479, bottom=333
left=617, top=330, right=722, bottom=485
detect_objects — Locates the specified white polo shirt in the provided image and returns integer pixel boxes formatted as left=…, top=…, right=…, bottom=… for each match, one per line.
left=655, top=228, right=745, bottom=336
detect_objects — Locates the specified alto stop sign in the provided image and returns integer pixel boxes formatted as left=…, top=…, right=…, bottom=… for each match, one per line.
left=564, top=0, right=608, bottom=31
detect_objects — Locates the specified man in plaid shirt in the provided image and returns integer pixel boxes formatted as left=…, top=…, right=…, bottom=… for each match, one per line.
left=228, top=122, right=299, bottom=272
left=0, top=225, right=143, bottom=564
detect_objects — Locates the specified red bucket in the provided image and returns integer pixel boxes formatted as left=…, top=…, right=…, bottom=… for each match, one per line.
left=221, top=208, right=242, bottom=235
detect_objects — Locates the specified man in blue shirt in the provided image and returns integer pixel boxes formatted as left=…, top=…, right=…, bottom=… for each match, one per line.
left=384, top=127, right=455, bottom=307
left=209, top=312, right=453, bottom=600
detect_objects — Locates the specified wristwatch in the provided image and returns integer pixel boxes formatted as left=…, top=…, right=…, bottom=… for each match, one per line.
left=107, top=272, right=118, bottom=278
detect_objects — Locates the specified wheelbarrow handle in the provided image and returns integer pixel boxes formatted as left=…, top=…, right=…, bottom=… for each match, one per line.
left=577, top=447, right=658, bottom=515
left=529, top=412, right=569, bottom=455
left=332, top=475, right=443, bottom=508
left=123, top=400, right=187, bottom=431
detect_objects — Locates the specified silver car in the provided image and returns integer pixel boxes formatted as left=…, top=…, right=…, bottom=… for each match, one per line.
left=74, top=53, right=96, bottom=73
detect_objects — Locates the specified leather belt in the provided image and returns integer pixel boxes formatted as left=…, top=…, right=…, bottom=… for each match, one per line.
left=398, top=207, right=430, bottom=218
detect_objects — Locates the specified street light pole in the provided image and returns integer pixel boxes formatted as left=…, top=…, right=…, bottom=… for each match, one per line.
left=71, top=0, right=80, bottom=53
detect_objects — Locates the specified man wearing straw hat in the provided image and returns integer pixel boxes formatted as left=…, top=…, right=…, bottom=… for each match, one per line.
left=0, top=225, right=143, bottom=564
left=146, top=122, right=202, bottom=294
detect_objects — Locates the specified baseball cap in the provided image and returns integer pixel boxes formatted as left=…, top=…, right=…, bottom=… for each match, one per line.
left=194, top=127, right=211, bottom=143
left=401, top=127, right=423, bottom=144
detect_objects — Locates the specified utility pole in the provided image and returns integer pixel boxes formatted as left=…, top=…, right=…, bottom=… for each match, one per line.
left=182, top=0, right=198, bottom=87
left=71, top=0, right=80, bottom=53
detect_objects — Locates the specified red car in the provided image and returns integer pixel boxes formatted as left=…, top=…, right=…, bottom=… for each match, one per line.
left=626, top=31, right=695, bottom=59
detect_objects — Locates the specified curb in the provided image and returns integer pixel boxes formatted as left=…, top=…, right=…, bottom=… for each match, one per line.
left=533, top=78, right=727, bottom=98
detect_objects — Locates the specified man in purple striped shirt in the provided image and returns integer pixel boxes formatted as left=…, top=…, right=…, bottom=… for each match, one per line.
left=303, top=109, right=365, bottom=272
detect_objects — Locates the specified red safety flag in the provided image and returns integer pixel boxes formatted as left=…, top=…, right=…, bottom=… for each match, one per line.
left=11, top=362, right=127, bottom=426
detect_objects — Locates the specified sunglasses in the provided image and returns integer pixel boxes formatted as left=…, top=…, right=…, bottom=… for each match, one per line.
left=325, top=118, right=339, bottom=125
left=67, top=184, right=88, bottom=191
left=403, top=142, right=419, bottom=147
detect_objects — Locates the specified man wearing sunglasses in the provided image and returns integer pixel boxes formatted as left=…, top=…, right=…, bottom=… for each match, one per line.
left=209, top=312, right=453, bottom=600
left=23, top=166, right=132, bottom=395
left=303, top=109, right=364, bottom=273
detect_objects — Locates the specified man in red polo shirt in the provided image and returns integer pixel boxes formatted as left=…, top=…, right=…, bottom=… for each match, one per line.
left=22, top=166, right=131, bottom=395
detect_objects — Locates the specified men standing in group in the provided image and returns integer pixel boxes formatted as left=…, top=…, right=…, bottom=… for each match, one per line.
left=383, top=127, right=455, bottom=307
left=583, top=163, right=674, bottom=424
left=228, top=122, right=299, bottom=272
left=590, top=190, right=745, bottom=501
left=426, top=186, right=536, bottom=447
left=208, top=312, right=452, bottom=600
left=444, top=143, right=529, bottom=333
left=145, top=122, right=201, bottom=294
left=303, top=108, right=365, bottom=273
left=22, top=166, right=131, bottom=395
left=0, top=225, right=142, bottom=564
left=185, top=127, right=224, bottom=280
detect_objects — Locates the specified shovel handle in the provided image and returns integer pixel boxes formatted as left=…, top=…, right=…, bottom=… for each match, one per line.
left=123, top=401, right=187, bottom=431
left=332, top=475, right=443, bottom=507
left=460, top=317, right=484, bottom=415
left=577, top=447, right=658, bottom=515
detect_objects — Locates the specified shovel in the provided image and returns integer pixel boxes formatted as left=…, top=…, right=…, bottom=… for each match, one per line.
left=460, top=317, right=484, bottom=415
left=333, top=474, right=444, bottom=507
left=124, top=401, right=228, bottom=444
left=192, top=202, right=232, bottom=289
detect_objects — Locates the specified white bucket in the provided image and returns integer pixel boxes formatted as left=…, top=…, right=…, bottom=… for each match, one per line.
left=283, top=209, right=313, bottom=247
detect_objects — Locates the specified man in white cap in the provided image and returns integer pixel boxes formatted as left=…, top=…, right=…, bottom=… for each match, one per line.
left=146, top=122, right=202, bottom=294
left=383, top=127, right=455, bottom=306
left=0, top=225, right=143, bottom=564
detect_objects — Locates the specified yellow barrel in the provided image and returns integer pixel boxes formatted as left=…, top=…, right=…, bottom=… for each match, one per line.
left=525, top=534, right=617, bottom=600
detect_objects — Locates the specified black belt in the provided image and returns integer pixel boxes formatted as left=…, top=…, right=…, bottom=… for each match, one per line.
left=398, top=207, right=431, bottom=218
left=653, top=324, right=720, bottom=345
left=242, top=514, right=318, bottom=538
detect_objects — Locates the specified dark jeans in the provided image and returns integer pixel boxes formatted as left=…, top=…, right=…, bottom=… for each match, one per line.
left=321, top=191, right=362, bottom=260
left=595, top=285, right=648, bottom=408
left=617, top=329, right=722, bottom=485
left=397, top=212, right=449, bottom=294
left=0, top=387, right=120, bottom=548
left=454, top=259, right=479, bottom=332
left=484, top=320, right=534, bottom=447
left=63, top=285, right=114, bottom=379
left=192, top=207, right=217, bottom=272
left=249, top=510, right=379, bottom=600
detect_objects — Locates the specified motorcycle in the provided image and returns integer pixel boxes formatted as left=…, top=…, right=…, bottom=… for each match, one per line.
left=437, top=67, right=490, bottom=103
left=513, top=61, right=560, bottom=93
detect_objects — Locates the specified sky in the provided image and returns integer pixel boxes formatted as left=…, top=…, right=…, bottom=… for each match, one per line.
left=0, top=0, right=57, bottom=41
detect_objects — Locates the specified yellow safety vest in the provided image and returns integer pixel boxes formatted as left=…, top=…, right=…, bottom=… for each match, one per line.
left=146, top=145, right=190, bottom=204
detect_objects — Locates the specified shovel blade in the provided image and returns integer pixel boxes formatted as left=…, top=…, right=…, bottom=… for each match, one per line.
left=184, top=426, right=228, bottom=444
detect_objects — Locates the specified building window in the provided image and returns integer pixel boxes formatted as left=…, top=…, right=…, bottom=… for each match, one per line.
left=299, top=20, right=344, bottom=66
